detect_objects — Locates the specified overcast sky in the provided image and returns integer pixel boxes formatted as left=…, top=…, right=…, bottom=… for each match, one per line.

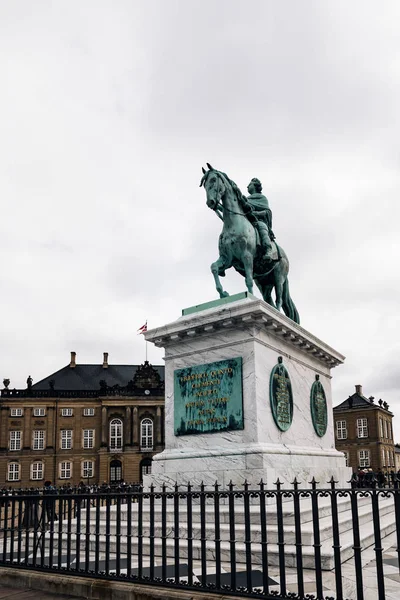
left=1, top=2, right=400, bottom=437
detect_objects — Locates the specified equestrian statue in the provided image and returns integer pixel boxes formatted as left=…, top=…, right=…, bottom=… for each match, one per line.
left=200, top=163, right=300, bottom=324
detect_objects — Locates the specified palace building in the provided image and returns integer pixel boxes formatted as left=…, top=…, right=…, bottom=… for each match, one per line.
left=0, top=352, right=165, bottom=487
left=333, top=385, right=395, bottom=472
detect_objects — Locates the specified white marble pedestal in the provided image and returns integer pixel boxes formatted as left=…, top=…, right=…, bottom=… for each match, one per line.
left=144, top=293, right=351, bottom=489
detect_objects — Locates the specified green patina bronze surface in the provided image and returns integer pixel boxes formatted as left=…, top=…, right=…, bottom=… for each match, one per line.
left=182, top=292, right=257, bottom=316
left=174, top=357, right=243, bottom=436
left=269, top=356, right=293, bottom=431
left=310, top=375, right=328, bottom=437
left=200, top=164, right=300, bottom=324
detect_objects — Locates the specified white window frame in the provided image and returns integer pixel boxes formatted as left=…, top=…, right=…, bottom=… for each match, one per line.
left=61, top=408, right=73, bottom=417
left=109, top=419, right=123, bottom=450
left=380, top=418, right=384, bottom=438
left=31, top=461, right=44, bottom=481
left=8, top=462, right=20, bottom=481
left=357, top=418, right=368, bottom=438
left=9, top=431, right=21, bottom=451
left=384, top=420, right=388, bottom=439
left=59, top=461, right=72, bottom=479
left=83, top=429, right=95, bottom=449
left=359, top=449, right=370, bottom=468
left=387, top=449, right=391, bottom=468
left=141, top=460, right=152, bottom=477
left=10, top=408, right=23, bottom=417
left=60, top=430, right=73, bottom=450
left=32, top=430, right=45, bottom=450
left=382, top=448, right=386, bottom=467
left=82, top=460, right=94, bottom=479
left=388, top=422, right=392, bottom=440
left=342, top=451, right=349, bottom=467
left=83, top=408, right=95, bottom=417
left=33, top=407, right=45, bottom=417
left=336, top=420, right=347, bottom=440
left=141, top=418, right=154, bottom=450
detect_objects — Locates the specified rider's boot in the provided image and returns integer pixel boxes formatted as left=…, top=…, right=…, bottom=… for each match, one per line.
left=258, top=227, right=276, bottom=261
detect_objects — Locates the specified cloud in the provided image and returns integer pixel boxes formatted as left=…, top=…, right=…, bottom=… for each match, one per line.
left=1, top=1, right=400, bottom=439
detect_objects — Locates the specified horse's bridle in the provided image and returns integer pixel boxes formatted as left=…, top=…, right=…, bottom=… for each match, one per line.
left=210, top=172, right=247, bottom=217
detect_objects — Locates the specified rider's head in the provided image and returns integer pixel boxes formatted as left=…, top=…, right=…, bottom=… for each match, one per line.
left=248, top=178, right=262, bottom=194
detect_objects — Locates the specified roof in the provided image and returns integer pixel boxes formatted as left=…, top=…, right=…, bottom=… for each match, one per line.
left=32, top=363, right=164, bottom=391
left=333, top=388, right=392, bottom=415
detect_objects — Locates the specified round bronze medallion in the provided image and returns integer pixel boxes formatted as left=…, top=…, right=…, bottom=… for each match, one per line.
left=310, top=375, right=328, bottom=437
left=269, top=356, right=293, bottom=431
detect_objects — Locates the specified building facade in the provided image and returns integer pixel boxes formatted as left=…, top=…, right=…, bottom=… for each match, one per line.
left=0, top=352, right=165, bottom=487
left=333, top=385, right=395, bottom=472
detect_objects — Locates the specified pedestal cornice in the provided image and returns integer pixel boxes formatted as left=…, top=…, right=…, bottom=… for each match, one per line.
left=145, top=297, right=345, bottom=368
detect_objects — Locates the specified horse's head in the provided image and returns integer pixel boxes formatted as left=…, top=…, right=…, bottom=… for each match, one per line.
left=199, top=164, right=226, bottom=211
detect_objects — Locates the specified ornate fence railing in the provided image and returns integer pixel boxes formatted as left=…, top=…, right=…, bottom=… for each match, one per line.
left=0, top=479, right=398, bottom=600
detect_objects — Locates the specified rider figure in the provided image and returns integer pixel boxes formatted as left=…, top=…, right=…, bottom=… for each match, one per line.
left=242, top=178, right=275, bottom=261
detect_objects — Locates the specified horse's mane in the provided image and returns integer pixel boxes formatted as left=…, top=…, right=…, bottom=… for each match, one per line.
left=217, top=171, right=246, bottom=206
left=200, top=167, right=246, bottom=206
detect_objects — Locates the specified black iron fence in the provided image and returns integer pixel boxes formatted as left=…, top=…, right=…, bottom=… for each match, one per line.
left=0, top=478, right=398, bottom=600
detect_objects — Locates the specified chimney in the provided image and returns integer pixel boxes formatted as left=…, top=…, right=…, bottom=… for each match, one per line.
left=103, top=352, right=109, bottom=369
left=69, top=351, right=76, bottom=368
left=355, top=384, right=362, bottom=396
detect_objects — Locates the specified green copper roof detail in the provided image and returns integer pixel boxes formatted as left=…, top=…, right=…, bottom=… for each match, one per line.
left=182, top=292, right=257, bottom=316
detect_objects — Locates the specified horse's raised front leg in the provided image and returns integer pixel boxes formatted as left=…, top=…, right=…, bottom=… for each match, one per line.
left=242, top=250, right=254, bottom=295
left=211, top=258, right=229, bottom=298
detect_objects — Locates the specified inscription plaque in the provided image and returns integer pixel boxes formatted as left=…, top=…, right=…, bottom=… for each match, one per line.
left=269, top=356, right=293, bottom=431
left=310, top=375, right=327, bottom=437
left=174, top=357, right=243, bottom=436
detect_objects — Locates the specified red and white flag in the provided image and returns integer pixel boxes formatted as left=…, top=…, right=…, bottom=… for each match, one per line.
left=137, top=321, right=147, bottom=335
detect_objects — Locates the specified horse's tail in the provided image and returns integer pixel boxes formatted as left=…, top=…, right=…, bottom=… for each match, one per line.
left=282, top=278, right=300, bottom=324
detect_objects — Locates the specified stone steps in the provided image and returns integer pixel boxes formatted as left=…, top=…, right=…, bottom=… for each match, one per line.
left=41, top=505, right=395, bottom=570
left=43, top=493, right=396, bottom=570
left=67, top=496, right=394, bottom=547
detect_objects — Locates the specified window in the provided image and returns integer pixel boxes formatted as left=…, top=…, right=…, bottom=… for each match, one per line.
left=387, top=449, right=391, bottom=468
left=382, top=448, right=386, bottom=467
left=342, top=451, right=349, bottom=467
left=380, top=418, right=384, bottom=438
left=31, top=462, right=44, bottom=480
left=109, top=419, right=123, bottom=450
left=10, top=408, right=23, bottom=417
left=336, top=421, right=347, bottom=440
left=83, top=408, right=95, bottom=417
left=82, top=460, right=94, bottom=479
left=61, top=408, right=73, bottom=417
left=61, top=430, right=73, bottom=449
left=110, top=459, right=122, bottom=482
left=32, top=430, right=45, bottom=450
left=9, top=431, right=21, bottom=451
left=8, top=463, right=20, bottom=481
left=357, top=418, right=368, bottom=438
left=33, top=408, right=45, bottom=417
left=83, top=429, right=94, bottom=449
left=141, top=418, right=153, bottom=450
left=388, top=422, right=392, bottom=440
left=384, top=420, right=388, bottom=439
left=359, top=450, right=370, bottom=468
left=392, top=451, right=395, bottom=467
left=59, top=461, right=72, bottom=479
left=140, top=458, right=152, bottom=478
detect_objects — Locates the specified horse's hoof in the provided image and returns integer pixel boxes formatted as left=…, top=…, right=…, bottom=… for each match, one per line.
left=220, top=291, right=230, bottom=298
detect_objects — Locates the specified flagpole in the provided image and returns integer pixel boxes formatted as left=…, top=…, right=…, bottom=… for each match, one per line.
left=137, top=320, right=148, bottom=363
